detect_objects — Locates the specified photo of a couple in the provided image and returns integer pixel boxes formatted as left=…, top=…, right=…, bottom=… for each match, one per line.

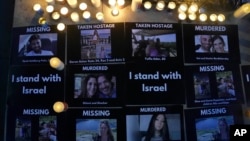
left=74, top=73, right=116, bottom=99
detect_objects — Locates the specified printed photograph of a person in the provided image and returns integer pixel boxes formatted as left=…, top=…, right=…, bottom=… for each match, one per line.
left=80, top=29, right=111, bottom=59
left=216, top=71, right=235, bottom=98
left=193, top=73, right=211, bottom=99
left=195, top=116, right=233, bottom=141
left=15, top=117, right=31, bottom=141
left=195, top=35, right=228, bottom=53
left=18, top=33, right=57, bottom=57
left=76, top=119, right=117, bottom=141
left=38, top=116, right=57, bottom=141
left=74, top=73, right=116, bottom=99
left=131, top=29, right=177, bottom=57
left=141, top=114, right=170, bottom=141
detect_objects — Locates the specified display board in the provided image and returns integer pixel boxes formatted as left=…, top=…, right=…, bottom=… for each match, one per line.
left=125, top=22, right=183, bottom=63
left=10, top=25, right=65, bottom=65
left=185, top=64, right=243, bottom=107
left=185, top=105, right=243, bottom=141
left=183, top=24, right=240, bottom=63
left=6, top=23, right=244, bottom=141
left=67, top=23, right=126, bottom=64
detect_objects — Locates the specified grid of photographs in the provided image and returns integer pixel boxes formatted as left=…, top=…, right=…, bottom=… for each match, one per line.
left=7, top=23, right=244, bottom=141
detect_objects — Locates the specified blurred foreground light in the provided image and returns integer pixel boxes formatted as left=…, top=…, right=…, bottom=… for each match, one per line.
left=53, top=101, right=68, bottom=113
left=234, top=3, right=250, bottom=19
left=38, top=17, right=47, bottom=25
left=199, top=13, right=207, bottom=22
left=217, top=14, right=225, bottom=22
left=57, top=23, right=65, bottom=31
left=49, top=57, right=65, bottom=70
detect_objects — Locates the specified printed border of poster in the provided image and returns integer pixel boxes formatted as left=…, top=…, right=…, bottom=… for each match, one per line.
left=65, top=108, right=124, bottom=141
left=125, top=22, right=183, bottom=63
left=125, top=62, right=185, bottom=105
left=8, top=66, right=64, bottom=105
left=240, top=65, right=250, bottom=105
left=6, top=104, right=66, bottom=141
left=126, top=105, right=184, bottom=141
left=67, top=23, right=126, bottom=65
left=183, top=24, right=240, bottom=63
left=10, top=25, right=65, bottom=65
left=66, top=64, right=125, bottom=107
left=185, top=64, right=244, bottom=107
left=184, top=105, right=243, bottom=141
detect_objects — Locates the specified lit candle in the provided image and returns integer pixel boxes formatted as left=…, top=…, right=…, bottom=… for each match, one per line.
left=71, top=12, right=80, bottom=22
left=33, top=4, right=41, bottom=11
left=52, top=12, right=60, bottom=20
left=66, top=0, right=78, bottom=8
left=91, top=0, right=102, bottom=8
left=156, top=0, right=165, bottom=11
left=79, top=2, right=87, bottom=11
left=131, top=0, right=142, bottom=12
left=83, top=11, right=91, bottom=21
left=144, top=1, right=152, bottom=10
left=117, top=0, right=125, bottom=8
left=46, top=0, right=55, bottom=5
left=96, top=12, right=104, bottom=21
left=60, top=7, right=69, bottom=15
left=46, top=5, right=54, bottom=13
left=57, top=23, right=66, bottom=31
left=49, top=57, right=64, bottom=70
left=111, top=8, right=119, bottom=16
left=53, top=101, right=68, bottom=113
left=108, top=0, right=116, bottom=7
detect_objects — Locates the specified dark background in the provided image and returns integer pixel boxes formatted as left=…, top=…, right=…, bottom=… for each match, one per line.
left=0, top=0, right=14, bottom=140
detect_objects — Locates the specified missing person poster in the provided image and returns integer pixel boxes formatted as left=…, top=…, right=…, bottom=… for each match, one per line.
left=184, top=105, right=243, bottom=141
left=126, top=62, right=185, bottom=105
left=185, top=64, right=243, bottom=107
left=7, top=66, right=64, bottom=105
left=67, top=23, right=126, bottom=65
left=183, top=24, right=240, bottom=63
left=65, top=108, right=123, bottom=141
left=240, top=65, right=250, bottom=105
left=66, top=64, right=125, bottom=107
left=125, top=22, right=183, bottom=63
left=126, top=105, right=184, bottom=141
left=11, top=25, right=65, bottom=65
left=6, top=104, right=65, bottom=141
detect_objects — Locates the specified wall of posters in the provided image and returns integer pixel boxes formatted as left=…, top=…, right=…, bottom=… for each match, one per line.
left=6, top=23, right=244, bottom=141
